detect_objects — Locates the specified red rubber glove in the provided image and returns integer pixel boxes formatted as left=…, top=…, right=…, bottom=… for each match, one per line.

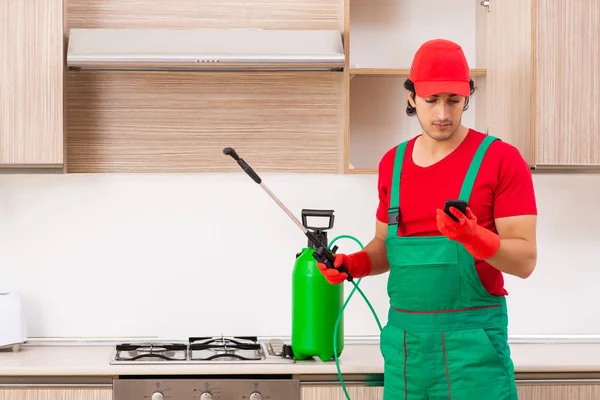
left=316, top=251, right=373, bottom=284
left=436, top=206, right=501, bottom=260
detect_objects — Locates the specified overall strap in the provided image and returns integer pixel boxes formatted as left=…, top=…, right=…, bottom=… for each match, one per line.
left=387, top=141, right=408, bottom=237
left=458, top=135, right=500, bottom=203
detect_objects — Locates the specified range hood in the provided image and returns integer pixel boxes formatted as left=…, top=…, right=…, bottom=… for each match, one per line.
left=66, top=28, right=345, bottom=72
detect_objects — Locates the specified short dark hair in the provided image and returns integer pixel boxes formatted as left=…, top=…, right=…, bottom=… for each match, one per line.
left=404, top=78, right=476, bottom=116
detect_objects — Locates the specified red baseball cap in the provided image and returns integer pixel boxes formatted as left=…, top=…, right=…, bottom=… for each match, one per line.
left=408, top=39, right=471, bottom=98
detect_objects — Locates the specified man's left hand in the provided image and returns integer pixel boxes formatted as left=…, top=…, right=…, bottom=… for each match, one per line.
left=436, top=206, right=501, bottom=260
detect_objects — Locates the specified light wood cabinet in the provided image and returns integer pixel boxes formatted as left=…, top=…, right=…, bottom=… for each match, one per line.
left=302, top=385, right=383, bottom=400
left=301, top=381, right=600, bottom=399
left=64, top=0, right=345, bottom=173
left=2, top=381, right=600, bottom=400
left=517, top=382, right=600, bottom=400
left=0, top=388, right=111, bottom=400
left=65, top=71, right=344, bottom=173
left=532, top=0, right=600, bottom=167
left=6, top=0, right=593, bottom=172
left=0, top=0, right=64, bottom=168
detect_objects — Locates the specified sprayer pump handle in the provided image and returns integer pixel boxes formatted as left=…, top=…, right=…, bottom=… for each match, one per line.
left=301, top=209, right=335, bottom=231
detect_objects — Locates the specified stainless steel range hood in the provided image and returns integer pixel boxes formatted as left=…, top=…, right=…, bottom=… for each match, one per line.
left=66, top=28, right=345, bottom=72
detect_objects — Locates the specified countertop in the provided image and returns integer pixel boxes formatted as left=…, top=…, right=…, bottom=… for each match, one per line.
left=2, top=341, right=600, bottom=377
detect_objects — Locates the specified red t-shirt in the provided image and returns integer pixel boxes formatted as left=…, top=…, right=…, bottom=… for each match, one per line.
left=376, top=129, right=537, bottom=296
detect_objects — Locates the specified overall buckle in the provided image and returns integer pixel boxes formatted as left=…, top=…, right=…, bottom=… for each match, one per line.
left=388, top=208, right=400, bottom=225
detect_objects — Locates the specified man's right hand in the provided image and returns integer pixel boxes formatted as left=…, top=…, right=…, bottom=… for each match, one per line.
left=316, top=251, right=373, bottom=284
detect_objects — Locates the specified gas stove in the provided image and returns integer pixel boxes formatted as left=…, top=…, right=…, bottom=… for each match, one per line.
left=110, top=336, right=295, bottom=365
left=111, top=336, right=300, bottom=400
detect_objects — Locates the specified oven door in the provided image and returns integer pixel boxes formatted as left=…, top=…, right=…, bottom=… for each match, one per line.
left=113, top=377, right=301, bottom=400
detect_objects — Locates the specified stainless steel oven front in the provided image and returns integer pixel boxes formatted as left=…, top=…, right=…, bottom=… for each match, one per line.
left=113, top=376, right=301, bottom=400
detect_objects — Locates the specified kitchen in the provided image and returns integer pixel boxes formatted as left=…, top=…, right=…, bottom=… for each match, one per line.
left=1, top=0, right=600, bottom=399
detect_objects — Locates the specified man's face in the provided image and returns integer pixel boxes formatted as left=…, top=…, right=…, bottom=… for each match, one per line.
left=408, top=91, right=467, bottom=141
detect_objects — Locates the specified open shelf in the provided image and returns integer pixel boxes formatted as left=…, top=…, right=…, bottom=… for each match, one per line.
left=349, top=0, right=480, bottom=70
left=346, top=0, right=487, bottom=173
left=350, top=68, right=487, bottom=77
left=347, top=74, right=482, bottom=173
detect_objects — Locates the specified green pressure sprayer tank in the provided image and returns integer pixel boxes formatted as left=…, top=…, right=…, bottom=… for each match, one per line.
left=291, top=209, right=344, bottom=362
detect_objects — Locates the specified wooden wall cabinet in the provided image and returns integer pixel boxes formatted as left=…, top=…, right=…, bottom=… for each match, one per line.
left=533, top=0, right=600, bottom=167
left=3, top=0, right=596, bottom=173
left=0, top=0, right=64, bottom=169
left=66, top=71, right=344, bottom=173
left=64, top=0, right=345, bottom=174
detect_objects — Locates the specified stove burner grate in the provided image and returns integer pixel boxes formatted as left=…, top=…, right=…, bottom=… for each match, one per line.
left=189, top=336, right=261, bottom=350
left=115, top=342, right=187, bottom=361
left=188, top=336, right=263, bottom=361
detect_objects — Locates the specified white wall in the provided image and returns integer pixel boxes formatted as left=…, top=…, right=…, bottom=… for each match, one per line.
left=1, top=171, right=599, bottom=340
left=3, top=0, right=596, bottom=342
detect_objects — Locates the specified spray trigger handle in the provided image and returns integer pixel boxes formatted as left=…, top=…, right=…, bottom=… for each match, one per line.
left=312, top=245, right=354, bottom=282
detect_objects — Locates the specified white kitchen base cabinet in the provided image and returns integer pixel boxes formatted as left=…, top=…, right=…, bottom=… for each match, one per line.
left=0, top=388, right=112, bottom=400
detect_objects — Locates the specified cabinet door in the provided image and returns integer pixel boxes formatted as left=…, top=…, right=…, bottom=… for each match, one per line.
left=0, top=0, right=64, bottom=166
left=533, top=0, right=600, bottom=166
left=302, top=385, right=383, bottom=400
left=302, top=382, right=600, bottom=400
left=517, top=382, right=600, bottom=400
left=0, top=388, right=112, bottom=400
left=476, top=0, right=534, bottom=165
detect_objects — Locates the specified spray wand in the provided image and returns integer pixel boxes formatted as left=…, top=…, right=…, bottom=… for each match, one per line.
left=224, top=147, right=385, bottom=400
left=223, top=147, right=353, bottom=281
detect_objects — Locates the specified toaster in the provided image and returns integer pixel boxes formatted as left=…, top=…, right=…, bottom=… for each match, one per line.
left=0, top=292, right=27, bottom=351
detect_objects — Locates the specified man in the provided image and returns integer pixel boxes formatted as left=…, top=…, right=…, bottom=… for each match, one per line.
left=317, top=39, right=537, bottom=399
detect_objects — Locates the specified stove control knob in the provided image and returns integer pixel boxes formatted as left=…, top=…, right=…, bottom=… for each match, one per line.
left=200, top=393, right=213, bottom=400
left=151, top=392, right=164, bottom=400
left=249, top=393, right=262, bottom=400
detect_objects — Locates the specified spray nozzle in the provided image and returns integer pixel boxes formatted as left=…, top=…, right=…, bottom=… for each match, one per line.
left=223, top=147, right=261, bottom=184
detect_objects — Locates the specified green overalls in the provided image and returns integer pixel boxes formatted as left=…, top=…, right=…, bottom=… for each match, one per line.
left=380, top=135, right=518, bottom=399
